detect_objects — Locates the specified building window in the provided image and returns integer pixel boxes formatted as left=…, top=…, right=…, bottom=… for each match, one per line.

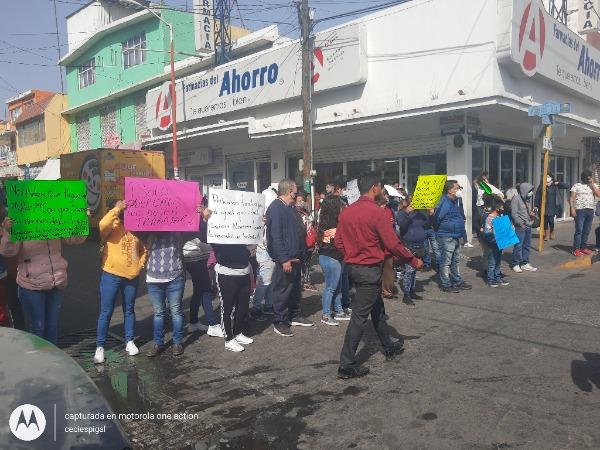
left=10, top=107, right=22, bottom=122
left=135, top=96, right=148, bottom=139
left=100, top=105, right=119, bottom=147
left=17, top=116, right=45, bottom=147
left=78, top=58, right=96, bottom=88
left=76, top=114, right=90, bottom=151
left=123, top=33, right=146, bottom=69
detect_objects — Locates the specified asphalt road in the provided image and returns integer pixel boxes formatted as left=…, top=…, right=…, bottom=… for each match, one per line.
left=54, top=221, right=600, bottom=449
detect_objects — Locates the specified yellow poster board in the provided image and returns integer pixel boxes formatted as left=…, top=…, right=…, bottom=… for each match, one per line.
left=410, top=175, right=447, bottom=209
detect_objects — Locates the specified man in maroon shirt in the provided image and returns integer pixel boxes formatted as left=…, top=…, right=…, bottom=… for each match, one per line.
left=335, top=172, right=423, bottom=379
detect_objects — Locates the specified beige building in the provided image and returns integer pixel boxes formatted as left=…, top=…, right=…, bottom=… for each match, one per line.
left=14, top=93, right=70, bottom=168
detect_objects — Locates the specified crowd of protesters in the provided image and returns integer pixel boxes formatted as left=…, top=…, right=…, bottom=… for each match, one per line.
left=0, top=168, right=598, bottom=379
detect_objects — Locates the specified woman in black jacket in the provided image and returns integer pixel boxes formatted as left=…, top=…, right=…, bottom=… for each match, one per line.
left=535, top=173, right=569, bottom=241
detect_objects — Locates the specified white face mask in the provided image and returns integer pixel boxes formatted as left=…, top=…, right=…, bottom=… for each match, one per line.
left=527, top=192, right=533, bottom=198
left=455, top=190, right=463, bottom=198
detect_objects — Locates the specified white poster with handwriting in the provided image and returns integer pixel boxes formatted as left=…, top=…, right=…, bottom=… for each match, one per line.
left=345, top=179, right=360, bottom=205
left=207, top=189, right=265, bottom=244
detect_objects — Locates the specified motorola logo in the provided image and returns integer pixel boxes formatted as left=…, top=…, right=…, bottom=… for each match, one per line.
left=9, top=404, right=46, bottom=441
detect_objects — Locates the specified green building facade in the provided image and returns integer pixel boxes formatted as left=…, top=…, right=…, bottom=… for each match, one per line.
left=61, top=7, right=195, bottom=151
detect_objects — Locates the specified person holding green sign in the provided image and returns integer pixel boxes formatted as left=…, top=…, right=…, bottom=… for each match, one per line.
left=0, top=217, right=87, bottom=344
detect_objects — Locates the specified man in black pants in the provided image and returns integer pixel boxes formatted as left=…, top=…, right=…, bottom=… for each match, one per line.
left=266, top=179, right=314, bottom=337
left=335, top=172, right=423, bottom=379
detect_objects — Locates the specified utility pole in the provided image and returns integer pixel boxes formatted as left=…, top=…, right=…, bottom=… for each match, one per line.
left=297, top=0, right=314, bottom=210
left=538, top=125, right=552, bottom=252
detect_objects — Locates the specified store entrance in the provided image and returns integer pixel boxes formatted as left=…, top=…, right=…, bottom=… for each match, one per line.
left=472, top=141, right=532, bottom=190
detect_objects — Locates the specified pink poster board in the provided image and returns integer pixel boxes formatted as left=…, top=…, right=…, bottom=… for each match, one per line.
left=124, top=177, right=201, bottom=231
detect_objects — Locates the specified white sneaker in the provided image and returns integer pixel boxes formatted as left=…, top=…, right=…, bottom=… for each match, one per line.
left=512, top=265, right=523, bottom=273
left=94, top=347, right=105, bottom=364
left=464, top=242, right=474, bottom=248
left=188, top=322, right=209, bottom=333
left=207, top=325, right=224, bottom=338
left=521, top=263, right=538, bottom=272
left=225, top=339, right=245, bottom=352
left=235, top=333, right=254, bottom=345
left=125, top=340, right=139, bottom=356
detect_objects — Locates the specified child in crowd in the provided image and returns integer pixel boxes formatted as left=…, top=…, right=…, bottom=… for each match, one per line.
left=482, top=196, right=509, bottom=288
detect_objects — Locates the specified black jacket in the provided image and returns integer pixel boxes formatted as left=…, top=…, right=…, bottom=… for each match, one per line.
left=266, top=198, right=306, bottom=263
left=211, top=244, right=250, bottom=269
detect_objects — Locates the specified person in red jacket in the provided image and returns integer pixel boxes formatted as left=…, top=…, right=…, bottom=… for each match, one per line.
left=335, top=172, right=423, bottom=379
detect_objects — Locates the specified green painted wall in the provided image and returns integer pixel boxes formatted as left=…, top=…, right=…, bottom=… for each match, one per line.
left=64, top=8, right=195, bottom=151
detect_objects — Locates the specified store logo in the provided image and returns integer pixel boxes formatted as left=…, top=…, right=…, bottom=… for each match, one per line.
left=312, top=47, right=324, bottom=84
left=9, top=404, right=46, bottom=441
left=155, top=81, right=173, bottom=131
left=517, top=0, right=546, bottom=76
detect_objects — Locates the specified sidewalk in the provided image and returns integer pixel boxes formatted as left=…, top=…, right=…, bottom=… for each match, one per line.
left=58, top=220, right=600, bottom=449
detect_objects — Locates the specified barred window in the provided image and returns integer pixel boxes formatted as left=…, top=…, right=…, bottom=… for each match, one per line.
left=76, top=114, right=90, bottom=151
left=78, top=58, right=96, bottom=89
left=17, top=117, right=45, bottom=147
left=123, top=33, right=146, bottom=69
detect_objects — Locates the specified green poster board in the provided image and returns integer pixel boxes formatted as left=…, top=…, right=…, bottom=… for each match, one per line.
left=6, top=180, right=89, bottom=242
left=410, top=175, right=448, bottom=209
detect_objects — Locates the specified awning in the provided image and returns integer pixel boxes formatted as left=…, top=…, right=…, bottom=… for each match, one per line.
left=35, top=159, right=61, bottom=180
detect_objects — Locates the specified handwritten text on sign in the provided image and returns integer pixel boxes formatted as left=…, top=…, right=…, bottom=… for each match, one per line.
left=410, top=175, right=448, bottom=209
left=124, top=178, right=201, bottom=232
left=207, top=189, right=265, bottom=244
left=6, top=180, right=89, bottom=242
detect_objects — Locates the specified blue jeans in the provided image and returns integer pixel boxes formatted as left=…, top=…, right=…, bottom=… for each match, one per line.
left=97, top=271, right=139, bottom=347
left=319, top=255, right=343, bottom=316
left=147, top=273, right=186, bottom=346
left=437, top=237, right=464, bottom=288
left=573, top=208, right=594, bottom=250
left=341, top=263, right=350, bottom=309
left=487, top=246, right=503, bottom=285
left=512, top=226, right=532, bottom=267
left=402, top=264, right=417, bottom=295
left=251, top=247, right=274, bottom=312
left=423, top=228, right=442, bottom=268
left=18, top=287, right=63, bottom=344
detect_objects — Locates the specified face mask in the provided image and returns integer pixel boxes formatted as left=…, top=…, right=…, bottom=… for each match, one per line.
left=296, top=201, right=305, bottom=208
left=527, top=192, right=533, bottom=198
left=455, top=190, right=463, bottom=198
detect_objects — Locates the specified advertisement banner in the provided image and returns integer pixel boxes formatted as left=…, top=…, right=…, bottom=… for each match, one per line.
left=147, top=23, right=367, bottom=128
left=5, top=180, right=89, bottom=241
left=508, top=0, right=600, bottom=101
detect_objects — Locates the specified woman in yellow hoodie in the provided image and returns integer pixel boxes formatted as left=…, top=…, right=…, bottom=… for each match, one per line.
left=94, top=200, right=148, bottom=364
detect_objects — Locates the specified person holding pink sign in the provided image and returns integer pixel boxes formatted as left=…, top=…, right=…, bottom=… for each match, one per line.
left=93, top=200, right=148, bottom=364
left=145, top=206, right=212, bottom=358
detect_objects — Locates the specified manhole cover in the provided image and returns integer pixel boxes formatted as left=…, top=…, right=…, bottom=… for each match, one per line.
left=57, top=328, right=124, bottom=360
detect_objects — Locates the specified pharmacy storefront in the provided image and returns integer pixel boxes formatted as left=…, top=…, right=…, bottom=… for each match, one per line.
left=144, top=0, right=600, bottom=235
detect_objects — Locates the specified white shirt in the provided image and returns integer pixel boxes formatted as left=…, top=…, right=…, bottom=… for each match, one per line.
left=570, top=183, right=599, bottom=210
left=215, top=263, right=251, bottom=276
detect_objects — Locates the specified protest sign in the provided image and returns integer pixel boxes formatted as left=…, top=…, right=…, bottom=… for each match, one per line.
left=5, top=180, right=88, bottom=241
left=492, top=215, right=520, bottom=250
left=410, top=175, right=447, bottom=209
left=207, top=189, right=265, bottom=244
left=124, top=178, right=201, bottom=231
left=345, top=179, right=360, bottom=205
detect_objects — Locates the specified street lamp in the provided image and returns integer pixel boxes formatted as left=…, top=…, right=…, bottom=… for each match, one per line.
left=125, top=0, right=180, bottom=179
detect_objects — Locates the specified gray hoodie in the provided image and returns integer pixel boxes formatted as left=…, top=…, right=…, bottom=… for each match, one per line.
left=510, top=183, right=534, bottom=228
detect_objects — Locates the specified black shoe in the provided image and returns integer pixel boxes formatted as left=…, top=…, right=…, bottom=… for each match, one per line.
left=172, top=344, right=184, bottom=357
left=410, top=291, right=423, bottom=300
left=274, top=323, right=294, bottom=337
left=402, top=294, right=415, bottom=305
left=290, top=317, right=314, bottom=327
left=384, top=344, right=405, bottom=361
left=337, top=366, right=370, bottom=379
left=146, top=344, right=166, bottom=357
left=455, top=282, right=472, bottom=290
left=249, top=309, right=268, bottom=322
left=441, top=286, right=460, bottom=293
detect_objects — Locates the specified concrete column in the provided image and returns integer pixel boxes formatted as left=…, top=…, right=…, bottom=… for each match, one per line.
left=446, top=132, right=473, bottom=242
left=270, top=146, right=286, bottom=183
